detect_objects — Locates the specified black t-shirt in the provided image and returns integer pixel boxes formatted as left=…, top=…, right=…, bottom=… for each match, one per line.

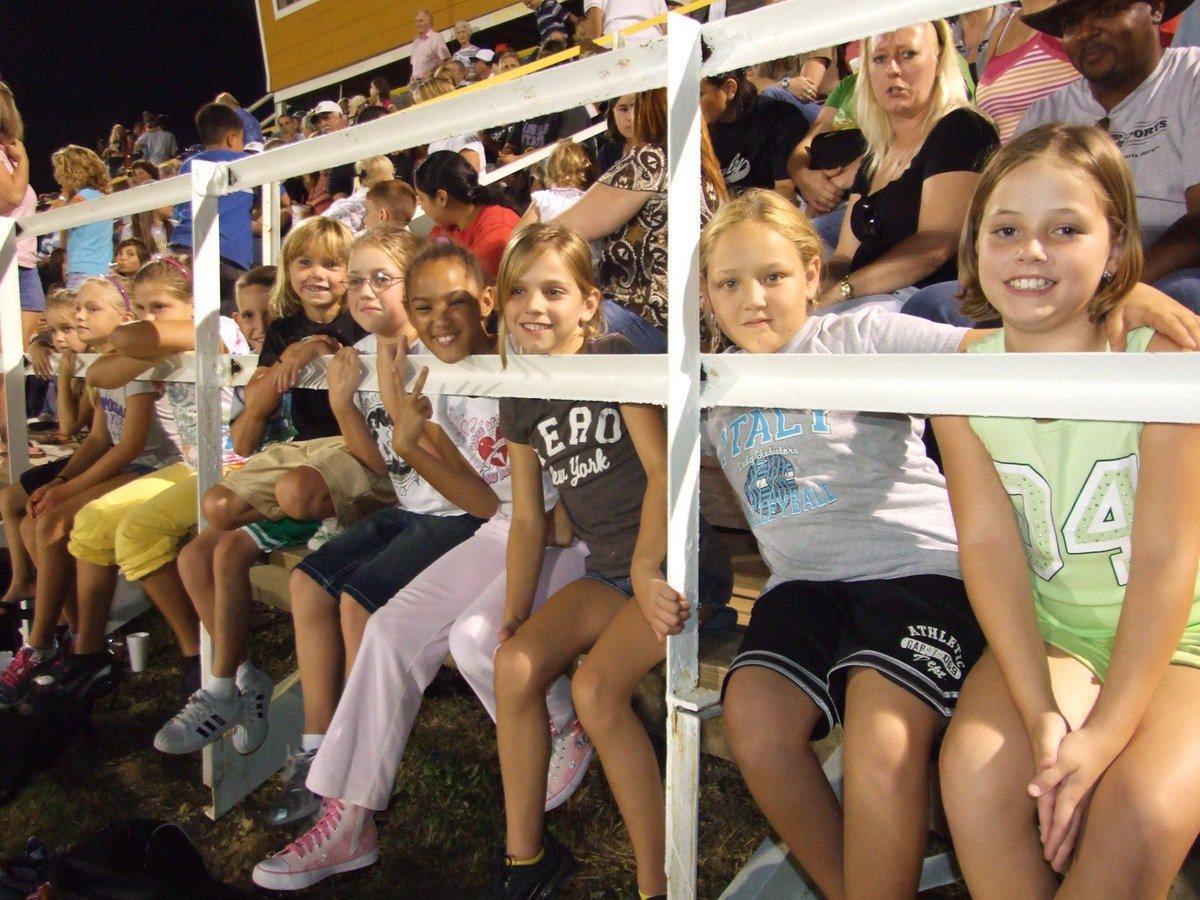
left=259, top=309, right=368, bottom=441
left=504, top=106, right=592, bottom=153
left=498, top=335, right=644, bottom=577
left=327, top=162, right=356, bottom=198
left=849, top=107, right=998, bottom=287
left=709, top=93, right=810, bottom=192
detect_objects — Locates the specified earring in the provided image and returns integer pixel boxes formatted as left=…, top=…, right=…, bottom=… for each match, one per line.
left=1101, top=270, right=1114, bottom=285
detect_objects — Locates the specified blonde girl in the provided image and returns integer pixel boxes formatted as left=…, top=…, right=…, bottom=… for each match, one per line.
left=516, top=141, right=598, bottom=228
left=253, top=238, right=591, bottom=891
left=0, top=81, right=45, bottom=345
left=0, top=274, right=184, bottom=708
left=63, top=258, right=252, bottom=707
left=50, top=144, right=114, bottom=289
left=936, top=123, right=1200, bottom=898
left=0, top=291, right=91, bottom=615
left=489, top=223, right=730, bottom=898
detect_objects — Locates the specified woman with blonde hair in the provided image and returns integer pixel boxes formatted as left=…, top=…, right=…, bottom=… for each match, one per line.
left=51, top=144, right=115, bottom=290
left=0, top=82, right=45, bottom=345
left=818, top=19, right=998, bottom=311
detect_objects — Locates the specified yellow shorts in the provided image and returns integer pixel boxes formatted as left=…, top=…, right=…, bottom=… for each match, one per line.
left=219, top=437, right=395, bottom=525
left=67, top=463, right=195, bottom=571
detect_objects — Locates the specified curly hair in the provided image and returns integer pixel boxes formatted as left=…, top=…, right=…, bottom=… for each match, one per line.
left=51, top=145, right=111, bottom=195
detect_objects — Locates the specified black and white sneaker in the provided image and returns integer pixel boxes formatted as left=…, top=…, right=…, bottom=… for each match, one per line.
left=233, top=664, right=273, bottom=755
left=153, top=689, right=241, bottom=754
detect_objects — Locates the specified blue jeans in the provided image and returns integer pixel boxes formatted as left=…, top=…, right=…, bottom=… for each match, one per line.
left=1154, top=268, right=1200, bottom=314
left=296, top=506, right=485, bottom=612
left=601, top=298, right=667, bottom=353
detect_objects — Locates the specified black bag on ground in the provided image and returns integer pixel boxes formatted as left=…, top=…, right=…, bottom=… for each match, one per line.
left=0, top=690, right=84, bottom=805
left=49, top=819, right=249, bottom=899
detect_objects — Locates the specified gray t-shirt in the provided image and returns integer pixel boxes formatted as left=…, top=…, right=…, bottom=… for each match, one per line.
left=97, top=380, right=184, bottom=472
left=499, top=335, right=642, bottom=577
left=702, top=307, right=965, bottom=589
left=134, top=129, right=178, bottom=165
left=1018, top=48, right=1200, bottom=247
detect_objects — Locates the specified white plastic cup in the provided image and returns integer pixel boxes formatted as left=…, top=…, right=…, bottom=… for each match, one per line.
left=127, top=632, right=150, bottom=673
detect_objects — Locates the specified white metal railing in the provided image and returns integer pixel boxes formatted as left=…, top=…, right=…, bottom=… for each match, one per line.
left=4, top=0, right=1200, bottom=896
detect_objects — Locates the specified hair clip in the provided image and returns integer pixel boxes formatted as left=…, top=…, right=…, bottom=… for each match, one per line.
left=158, top=255, right=192, bottom=281
left=106, top=274, right=132, bottom=311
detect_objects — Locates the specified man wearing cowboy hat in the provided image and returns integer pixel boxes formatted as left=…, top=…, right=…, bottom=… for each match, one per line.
left=1017, top=0, right=1200, bottom=310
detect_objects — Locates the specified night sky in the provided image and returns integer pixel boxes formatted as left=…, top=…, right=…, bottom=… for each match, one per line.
left=1, top=0, right=265, bottom=194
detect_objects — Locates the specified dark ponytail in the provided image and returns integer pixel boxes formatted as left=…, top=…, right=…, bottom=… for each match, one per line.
left=415, top=150, right=519, bottom=213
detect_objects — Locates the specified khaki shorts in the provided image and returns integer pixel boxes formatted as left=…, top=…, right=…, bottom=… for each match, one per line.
left=220, top=437, right=395, bottom=526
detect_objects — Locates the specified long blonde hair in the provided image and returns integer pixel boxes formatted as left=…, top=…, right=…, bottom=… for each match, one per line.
left=268, top=218, right=353, bottom=319
left=855, top=20, right=969, bottom=180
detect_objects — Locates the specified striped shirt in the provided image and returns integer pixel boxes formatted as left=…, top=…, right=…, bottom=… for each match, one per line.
left=976, top=32, right=1080, bottom=144
left=535, top=0, right=570, bottom=41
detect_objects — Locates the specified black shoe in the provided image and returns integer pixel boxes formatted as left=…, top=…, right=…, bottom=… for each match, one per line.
left=56, top=651, right=121, bottom=704
left=487, top=832, right=575, bottom=900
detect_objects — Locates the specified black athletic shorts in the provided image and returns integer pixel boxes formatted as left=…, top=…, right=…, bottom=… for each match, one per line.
left=722, top=574, right=984, bottom=740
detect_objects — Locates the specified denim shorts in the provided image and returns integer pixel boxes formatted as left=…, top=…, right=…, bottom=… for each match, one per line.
left=296, top=506, right=485, bottom=613
left=19, top=267, right=45, bottom=313
left=582, top=566, right=733, bottom=614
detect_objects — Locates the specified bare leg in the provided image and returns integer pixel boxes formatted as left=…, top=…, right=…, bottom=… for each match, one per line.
left=290, top=568, right=344, bottom=735
left=723, top=666, right=843, bottom=899
left=27, top=475, right=137, bottom=649
left=940, top=649, right=1098, bottom=900
left=494, top=580, right=626, bottom=860
left=1060, top=665, right=1200, bottom=899
left=0, top=483, right=34, bottom=604
left=200, top=484, right=263, bottom=531
left=210, top=529, right=263, bottom=678
left=178, top=527, right=222, bottom=635
left=571, top=598, right=671, bottom=896
left=275, top=467, right=335, bottom=522
left=340, top=594, right=370, bottom=674
left=73, top=560, right=119, bottom=654
left=140, top=562, right=200, bottom=656
left=841, top=669, right=941, bottom=900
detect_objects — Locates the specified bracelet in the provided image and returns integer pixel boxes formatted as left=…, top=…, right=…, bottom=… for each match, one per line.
left=51, top=475, right=67, bottom=484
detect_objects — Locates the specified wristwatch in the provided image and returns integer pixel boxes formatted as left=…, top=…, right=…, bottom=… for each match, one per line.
left=780, top=77, right=791, bottom=91
left=838, top=276, right=854, bottom=300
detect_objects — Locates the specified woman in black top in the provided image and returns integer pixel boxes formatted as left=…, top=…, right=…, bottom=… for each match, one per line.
left=819, top=20, right=998, bottom=311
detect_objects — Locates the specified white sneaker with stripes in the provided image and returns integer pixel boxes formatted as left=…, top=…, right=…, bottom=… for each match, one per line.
left=153, top=689, right=242, bottom=754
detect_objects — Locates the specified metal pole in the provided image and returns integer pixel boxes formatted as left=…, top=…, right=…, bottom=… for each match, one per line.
left=0, top=217, right=28, bottom=482
left=663, top=14, right=707, bottom=899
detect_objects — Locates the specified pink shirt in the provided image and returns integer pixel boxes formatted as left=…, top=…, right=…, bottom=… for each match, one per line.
left=411, top=30, right=451, bottom=81
left=0, top=151, right=37, bottom=268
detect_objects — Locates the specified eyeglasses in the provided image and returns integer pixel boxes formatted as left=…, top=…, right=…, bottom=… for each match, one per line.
left=346, top=271, right=403, bottom=294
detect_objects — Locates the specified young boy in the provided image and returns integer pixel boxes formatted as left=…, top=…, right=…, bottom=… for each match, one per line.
left=167, top=102, right=253, bottom=316
left=363, top=181, right=417, bottom=230
left=233, top=265, right=276, bottom=351
left=524, top=0, right=571, bottom=44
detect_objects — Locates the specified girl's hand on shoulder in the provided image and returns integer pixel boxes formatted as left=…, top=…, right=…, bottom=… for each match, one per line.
left=633, top=568, right=691, bottom=643
left=29, top=342, right=54, bottom=380
left=1107, top=283, right=1200, bottom=351
left=325, top=346, right=363, bottom=407
left=1028, top=720, right=1117, bottom=873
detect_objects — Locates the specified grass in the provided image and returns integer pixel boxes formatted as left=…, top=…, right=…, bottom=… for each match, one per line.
left=0, top=605, right=774, bottom=898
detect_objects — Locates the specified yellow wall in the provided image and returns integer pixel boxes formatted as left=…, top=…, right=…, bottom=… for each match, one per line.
left=258, top=0, right=506, bottom=92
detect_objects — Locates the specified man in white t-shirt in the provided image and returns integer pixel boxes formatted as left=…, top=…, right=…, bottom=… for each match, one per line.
left=584, top=0, right=667, bottom=46
left=1018, top=0, right=1200, bottom=310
